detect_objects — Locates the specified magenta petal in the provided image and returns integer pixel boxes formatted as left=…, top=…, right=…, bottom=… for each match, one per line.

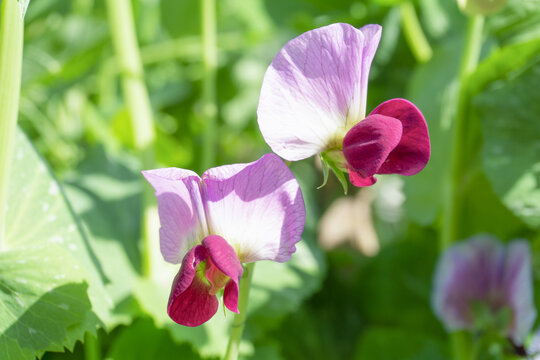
left=202, top=235, right=243, bottom=313
left=343, top=114, right=403, bottom=179
left=167, top=245, right=218, bottom=327
left=347, top=167, right=377, bottom=187
left=223, top=280, right=240, bottom=313
left=369, top=98, right=430, bottom=176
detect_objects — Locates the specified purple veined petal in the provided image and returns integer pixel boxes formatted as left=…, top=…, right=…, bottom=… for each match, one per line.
left=142, top=168, right=209, bottom=264
left=504, top=241, right=536, bottom=344
left=432, top=236, right=536, bottom=343
left=257, top=23, right=382, bottom=161
left=202, top=235, right=243, bottom=313
left=343, top=114, right=403, bottom=181
left=202, top=154, right=305, bottom=263
left=167, top=245, right=219, bottom=327
left=432, top=236, right=506, bottom=331
left=370, top=98, right=430, bottom=176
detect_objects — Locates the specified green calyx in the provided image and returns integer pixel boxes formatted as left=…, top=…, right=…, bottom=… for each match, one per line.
left=319, top=150, right=348, bottom=194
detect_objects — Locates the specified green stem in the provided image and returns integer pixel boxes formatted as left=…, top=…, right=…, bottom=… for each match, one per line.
left=451, top=332, right=473, bottom=360
left=200, top=0, right=218, bottom=171
left=440, top=14, right=484, bottom=360
left=105, top=0, right=156, bottom=277
left=400, top=1, right=433, bottom=63
left=0, top=0, right=25, bottom=251
left=224, top=263, right=255, bottom=360
left=84, top=332, right=101, bottom=360
left=441, top=14, right=484, bottom=250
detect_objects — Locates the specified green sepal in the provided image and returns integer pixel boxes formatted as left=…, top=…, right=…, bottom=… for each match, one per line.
left=319, top=152, right=348, bottom=194
left=317, top=154, right=330, bottom=190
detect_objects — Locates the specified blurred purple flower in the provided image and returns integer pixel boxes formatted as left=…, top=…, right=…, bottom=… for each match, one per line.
left=257, top=23, right=430, bottom=187
left=432, top=236, right=536, bottom=344
left=143, top=154, right=305, bottom=326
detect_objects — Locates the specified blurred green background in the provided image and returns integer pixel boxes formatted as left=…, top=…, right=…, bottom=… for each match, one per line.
left=3, top=0, right=540, bottom=359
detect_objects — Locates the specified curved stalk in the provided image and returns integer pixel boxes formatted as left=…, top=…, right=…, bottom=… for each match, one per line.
left=400, top=1, right=433, bottom=63
left=105, top=0, right=156, bottom=277
left=200, top=0, right=218, bottom=171
left=0, top=0, right=25, bottom=251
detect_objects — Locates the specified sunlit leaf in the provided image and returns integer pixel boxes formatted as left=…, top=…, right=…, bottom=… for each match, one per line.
left=0, top=129, right=111, bottom=358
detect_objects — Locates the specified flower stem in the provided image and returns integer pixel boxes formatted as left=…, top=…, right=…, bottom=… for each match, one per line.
left=224, top=262, right=255, bottom=360
left=400, top=1, right=433, bottom=63
left=451, top=332, right=473, bottom=360
left=441, top=14, right=484, bottom=360
left=441, top=14, right=484, bottom=250
left=105, top=0, right=156, bottom=277
left=0, top=0, right=24, bottom=251
left=84, top=332, right=101, bottom=360
left=200, top=0, right=218, bottom=171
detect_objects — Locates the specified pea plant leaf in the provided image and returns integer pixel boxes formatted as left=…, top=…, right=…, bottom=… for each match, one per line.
left=474, top=59, right=540, bottom=228
left=0, top=129, right=111, bottom=359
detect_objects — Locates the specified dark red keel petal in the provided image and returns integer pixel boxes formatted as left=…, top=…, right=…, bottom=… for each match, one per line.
left=167, top=245, right=218, bottom=327
left=202, top=235, right=243, bottom=313
left=369, top=98, right=430, bottom=176
left=343, top=114, right=403, bottom=180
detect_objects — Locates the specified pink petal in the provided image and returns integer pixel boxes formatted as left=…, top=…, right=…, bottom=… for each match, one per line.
left=167, top=245, right=218, bottom=327
left=342, top=114, right=403, bottom=180
left=142, top=168, right=209, bottom=264
left=369, top=98, right=430, bottom=176
left=202, top=235, right=243, bottom=313
left=347, top=167, right=377, bottom=187
left=202, top=154, right=305, bottom=263
left=504, top=241, right=536, bottom=344
left=257, top=23, right=382, bottom=161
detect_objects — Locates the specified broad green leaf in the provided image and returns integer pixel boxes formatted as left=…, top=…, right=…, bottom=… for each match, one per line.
left=474, top=61, right=540, bottom=228
left=469, top=38, right=540, bottom=96
left=1, top=129, right=111, bottom=358
left=0, top=246, right=92, bottom=359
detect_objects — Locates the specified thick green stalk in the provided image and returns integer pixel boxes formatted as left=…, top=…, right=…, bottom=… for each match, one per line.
left=224, top=263, right=255, bottom=360
left=441, top=14, right=484, bottom=360
left=0, top=0, right=24, bottom=251
left=451, top=332, right=473, bottom=360
left=200, top=0, right=218, bottom=170
left=441, top=14, right=484, bottom=250
left=105, top=0, right=156, bottom=276
left=400, top=1, right=433, bottom=63
left=84, top=332, right=100, bottom=360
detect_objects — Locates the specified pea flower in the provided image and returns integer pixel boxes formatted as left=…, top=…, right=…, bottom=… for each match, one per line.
left=432, top=236, right=536, bottom=345
left=142, top=154, right=305, bottom=326
left=257, top=23, right=430, bottom=188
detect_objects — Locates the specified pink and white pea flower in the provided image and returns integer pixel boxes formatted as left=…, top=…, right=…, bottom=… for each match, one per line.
left=257, top=23, right=430, bottom=188
left=142, top=154, right=305, bottom=327
left=432, top=236, right=537, bottom=345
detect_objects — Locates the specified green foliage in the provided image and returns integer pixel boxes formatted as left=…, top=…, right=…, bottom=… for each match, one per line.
left=474, top=60, right=540, bottom=228
left=0, top=129, right=110, bottom=358
left=5, top=0, right=540, bottom=358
